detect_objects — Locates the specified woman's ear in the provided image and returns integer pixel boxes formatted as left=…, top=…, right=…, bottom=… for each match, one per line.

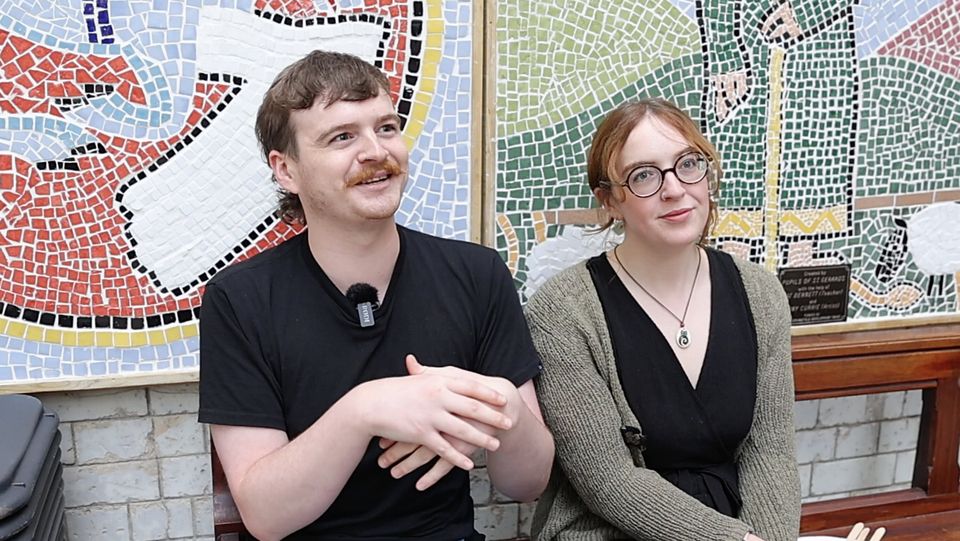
left=594, top=186, right=621, bottom=220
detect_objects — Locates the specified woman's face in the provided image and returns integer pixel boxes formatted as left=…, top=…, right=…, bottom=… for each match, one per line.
left=604, top=115, right=710, bottom=251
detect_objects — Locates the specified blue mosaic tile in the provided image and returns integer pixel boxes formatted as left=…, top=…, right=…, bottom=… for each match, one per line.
left=854, top=0, right=942, bottom=57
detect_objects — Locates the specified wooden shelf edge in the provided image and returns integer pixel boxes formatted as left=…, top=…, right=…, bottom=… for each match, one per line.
left=792, top=322, right=960, bottom=360
left=0, top=369, right=199, bottom=395
left=801, top=491, right=960, bottom=532
left=791, top=314, right=960, bottom=338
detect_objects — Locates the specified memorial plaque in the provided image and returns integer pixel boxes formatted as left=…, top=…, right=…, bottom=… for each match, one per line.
left=777, top=265, right=851, bottom=325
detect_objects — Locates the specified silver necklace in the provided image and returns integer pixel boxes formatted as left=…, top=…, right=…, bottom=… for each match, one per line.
left=613, top=246, right=702, bottom=349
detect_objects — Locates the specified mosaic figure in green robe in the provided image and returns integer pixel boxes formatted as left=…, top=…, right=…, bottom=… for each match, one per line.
left=699, top=0, right=859, bottom=269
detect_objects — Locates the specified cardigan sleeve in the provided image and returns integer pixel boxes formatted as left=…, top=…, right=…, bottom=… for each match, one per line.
left=526, top=270, right=753, bottom=541
left=734, top=267, right=802, bottom=541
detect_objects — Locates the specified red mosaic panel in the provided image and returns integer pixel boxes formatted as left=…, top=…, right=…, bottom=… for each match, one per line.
left=257, top=0, right=321, bottom=18
left=0, top=29, right=146, bottom=116
left=0, top=2, right=423, bottom=322
left=0, top=78, right=301, bottom=318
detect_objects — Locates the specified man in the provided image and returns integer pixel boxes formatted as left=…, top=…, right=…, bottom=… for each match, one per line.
left=198, top=50, right=554, bottom=541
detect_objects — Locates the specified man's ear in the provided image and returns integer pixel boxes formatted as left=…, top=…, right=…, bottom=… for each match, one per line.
left=269, top=150, right=299, bottom=194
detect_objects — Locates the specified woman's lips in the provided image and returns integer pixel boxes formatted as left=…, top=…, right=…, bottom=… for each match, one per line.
left=660, top=208, right=693, bottom=220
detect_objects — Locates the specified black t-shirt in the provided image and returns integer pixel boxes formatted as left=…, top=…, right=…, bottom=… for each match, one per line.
left=199, top=225, right=541, bottom=540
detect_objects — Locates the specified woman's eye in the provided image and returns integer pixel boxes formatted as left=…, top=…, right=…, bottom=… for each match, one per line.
left=633, top=169, right=655, bottom=182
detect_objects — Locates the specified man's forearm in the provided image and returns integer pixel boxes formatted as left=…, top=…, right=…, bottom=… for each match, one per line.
left=486, top=400, right=554, bottom=502
left=224, top=368, right=512, bottom=540
left=223, top=389, right=372, bottom=541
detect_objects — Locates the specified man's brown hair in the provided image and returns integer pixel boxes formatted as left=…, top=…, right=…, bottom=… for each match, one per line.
left=255, top=51, right=391, bottom=224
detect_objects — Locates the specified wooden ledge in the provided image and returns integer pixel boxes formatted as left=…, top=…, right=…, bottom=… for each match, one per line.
left=804, top=508, right=960, bottom=540
left=792, top=323, right=960, bottom=360
left=0, top=369, right=199, bottom=395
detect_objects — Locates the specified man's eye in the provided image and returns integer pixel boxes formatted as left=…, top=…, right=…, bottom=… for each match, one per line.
left=380, top=124, right=399, bottom=133
left=332, top=133, right=351, bottom=142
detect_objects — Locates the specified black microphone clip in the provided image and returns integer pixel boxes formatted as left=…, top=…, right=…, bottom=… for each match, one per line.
left=345, top=283, right=380, bottom=328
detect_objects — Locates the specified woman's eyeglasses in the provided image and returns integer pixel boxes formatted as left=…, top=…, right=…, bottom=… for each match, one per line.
left=613, top=152, right=709, bottom=198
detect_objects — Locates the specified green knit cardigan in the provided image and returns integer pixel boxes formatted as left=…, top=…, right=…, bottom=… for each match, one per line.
left=524, top=255, right=801, bottom=541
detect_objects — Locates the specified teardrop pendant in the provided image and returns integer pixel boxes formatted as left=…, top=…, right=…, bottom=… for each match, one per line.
left=676, top=327, right=691, bottom=349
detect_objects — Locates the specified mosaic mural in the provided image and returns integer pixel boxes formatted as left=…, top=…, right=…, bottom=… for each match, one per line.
left=495, top=0, right=960, bottom=321
left=0, top=0, right=474, bottom=384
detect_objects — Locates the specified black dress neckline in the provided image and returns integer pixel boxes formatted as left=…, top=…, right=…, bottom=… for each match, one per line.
left=587, top=247, right=758, bottom=518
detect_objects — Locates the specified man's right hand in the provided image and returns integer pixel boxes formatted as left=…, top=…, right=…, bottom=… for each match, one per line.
left=377, top=428, right=482, bottom=491
left=353, top=357, right=513, bottom=472
left=375, top=355, right=528, bottom=490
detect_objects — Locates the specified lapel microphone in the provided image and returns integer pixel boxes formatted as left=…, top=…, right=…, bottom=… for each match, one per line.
left=345, top=283, right=380, bottom=328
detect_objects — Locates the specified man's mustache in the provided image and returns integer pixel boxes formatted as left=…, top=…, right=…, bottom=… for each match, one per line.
left=348, top=161, right=405, bottom=185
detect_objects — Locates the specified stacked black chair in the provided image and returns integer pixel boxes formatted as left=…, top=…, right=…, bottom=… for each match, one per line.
left=0, top=395, right=65, bottom=541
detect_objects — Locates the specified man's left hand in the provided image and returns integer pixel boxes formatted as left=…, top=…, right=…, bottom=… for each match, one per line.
left=377, top=355, right=523, bottom=490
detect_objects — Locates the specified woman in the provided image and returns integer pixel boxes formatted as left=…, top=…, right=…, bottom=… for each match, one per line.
left=526, top=98, right=800, bottom=541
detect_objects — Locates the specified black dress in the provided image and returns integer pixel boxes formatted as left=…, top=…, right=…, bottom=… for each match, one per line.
left=587, top=248, right=758, bottom=518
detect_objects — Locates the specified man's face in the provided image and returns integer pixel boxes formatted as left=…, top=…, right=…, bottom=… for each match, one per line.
left=272, top=91, right=409, bottom=228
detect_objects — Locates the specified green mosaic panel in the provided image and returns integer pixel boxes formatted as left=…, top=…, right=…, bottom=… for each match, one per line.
left=495, top=1, right=960, bottom=321
left=495, top=0, right=698, bottom=139
left=777, top=19, right=858, bottom=211
left=856, top=57, right=960, bottom=198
